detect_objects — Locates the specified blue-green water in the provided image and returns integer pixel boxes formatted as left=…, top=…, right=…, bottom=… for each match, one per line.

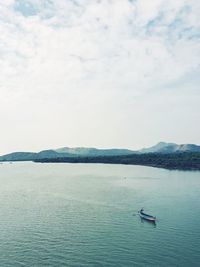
left=0, top=162, right=200, bottom=266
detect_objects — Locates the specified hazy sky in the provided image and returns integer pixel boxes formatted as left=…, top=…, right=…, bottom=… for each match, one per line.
left=0, top=0, right=200, bottom=154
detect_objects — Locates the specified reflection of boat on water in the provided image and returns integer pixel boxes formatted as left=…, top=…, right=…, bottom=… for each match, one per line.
left=139, top=208, right=156, bottom=222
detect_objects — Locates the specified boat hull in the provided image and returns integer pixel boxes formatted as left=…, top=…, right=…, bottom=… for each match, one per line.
left=139, top=212, right=156, bottom=222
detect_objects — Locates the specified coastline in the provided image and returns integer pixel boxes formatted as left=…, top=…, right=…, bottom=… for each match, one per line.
left=32, top=152, right=200, bottom=171
left=1, top=152, right=200, bottom=171
left=35, top=161, right=200, bottom=171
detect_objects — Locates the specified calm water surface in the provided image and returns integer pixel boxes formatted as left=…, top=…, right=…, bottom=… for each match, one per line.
left=0, top=162, right=200, bottom=266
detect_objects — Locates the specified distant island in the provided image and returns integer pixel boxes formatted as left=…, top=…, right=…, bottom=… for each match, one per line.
left=1, top=142, right=200, bottom=171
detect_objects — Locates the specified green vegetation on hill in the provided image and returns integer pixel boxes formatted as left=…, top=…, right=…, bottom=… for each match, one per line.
left=34, top=152, right=200, bottom=171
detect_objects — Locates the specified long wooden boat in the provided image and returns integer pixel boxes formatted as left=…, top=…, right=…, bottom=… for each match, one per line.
left=139, top=209, right=156, bottom=222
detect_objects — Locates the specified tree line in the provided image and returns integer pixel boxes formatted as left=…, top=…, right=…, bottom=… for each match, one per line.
left=34, top=152, right=200, bottom=171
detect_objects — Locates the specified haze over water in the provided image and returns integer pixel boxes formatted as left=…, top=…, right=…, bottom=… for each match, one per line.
left=0, top=162, right=200, bottom=266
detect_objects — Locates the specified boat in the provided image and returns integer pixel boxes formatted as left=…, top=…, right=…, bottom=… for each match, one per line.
left=138, top=208, right=156, bottom=222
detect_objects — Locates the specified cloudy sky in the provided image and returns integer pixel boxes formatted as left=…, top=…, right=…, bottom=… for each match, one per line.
left=0, top=0, right=200, bottom=154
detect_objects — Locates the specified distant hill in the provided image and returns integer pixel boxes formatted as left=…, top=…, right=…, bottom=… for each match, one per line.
left=139, top=142, right=200, bottom=154
left=54, top=147, right=135, bottom=156
left=0, top=147, right=135, bottom=162
left=0, top=150, right=74, bottom=162
left=0, top=142, right=200, bottom=162
left=0, top=152, right=38, bottom=161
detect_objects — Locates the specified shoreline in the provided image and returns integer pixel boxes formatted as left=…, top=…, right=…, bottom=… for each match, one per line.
left=33, top=152, right=200, bottom=171
left=1, top=153, right=200, bottom=171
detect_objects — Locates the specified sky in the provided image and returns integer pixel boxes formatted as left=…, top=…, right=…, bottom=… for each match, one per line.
left=0, top=0, right=200, bottom=154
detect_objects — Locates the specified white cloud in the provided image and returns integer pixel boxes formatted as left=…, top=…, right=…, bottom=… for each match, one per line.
left=0, top=0, right=199, bottom=153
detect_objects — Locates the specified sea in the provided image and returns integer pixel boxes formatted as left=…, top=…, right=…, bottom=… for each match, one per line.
left=0, top=162, right=199, bottom=267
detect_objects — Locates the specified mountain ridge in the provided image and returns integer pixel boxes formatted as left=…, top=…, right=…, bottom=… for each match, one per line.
left=140, top=142, right=200, bottom=153
left=0, top=142, right=200, bottom=161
